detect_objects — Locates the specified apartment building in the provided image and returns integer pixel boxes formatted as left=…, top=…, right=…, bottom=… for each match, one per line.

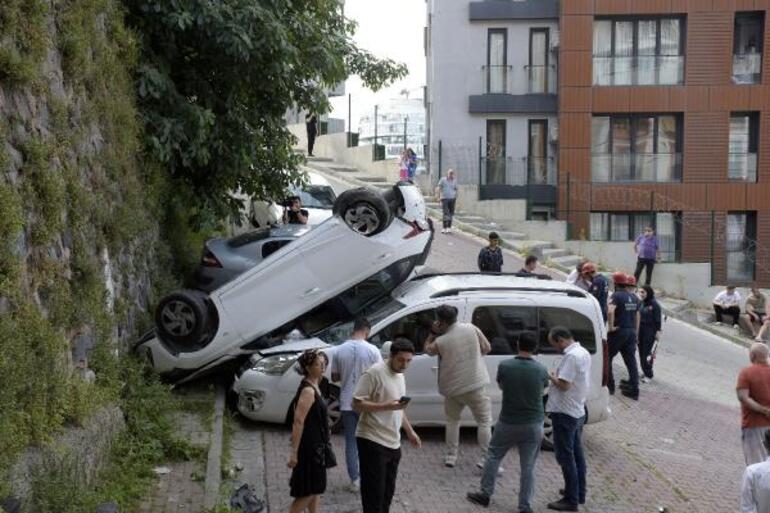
left=427, top=1, right=770, bottom=289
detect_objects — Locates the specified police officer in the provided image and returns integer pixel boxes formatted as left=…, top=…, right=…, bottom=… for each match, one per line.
left=583, top=262, right=608, bottom=322
left=607, top=272, right=641, bottom=400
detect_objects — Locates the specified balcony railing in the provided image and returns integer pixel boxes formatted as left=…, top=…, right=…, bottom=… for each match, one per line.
left=733, top=53, right=762, bottom=84
left=482, top=65, right=513, bottom=94
left=591, top=153, right=682, bottom=183
left=593, top=56, right=684, bottom=86
left=728, top=152, right=758, bottom=182
left=524, top=64, right=557, bottom=94
left=481, top=156, right=556, bottom=186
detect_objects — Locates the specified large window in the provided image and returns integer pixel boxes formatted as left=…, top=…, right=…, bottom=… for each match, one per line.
left=733, top=12, right=764, bottom=84
left=485, top=119, right=507, bottom=185
left=729, top=113, right=759, bottom=182
left=593, top=17, right=684, bottom=86
left=592, top=114, right=682, bottom=182
left=370, top=308, right=438, bottom=354
left=726, top=212, right=757, bottom=283
left=486, top=29, right=509, bottom=94
left=590, top=212, right=680, bottom=262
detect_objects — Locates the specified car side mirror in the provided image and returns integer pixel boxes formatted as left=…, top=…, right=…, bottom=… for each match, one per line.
left=380, top=340, right=392, bottom=359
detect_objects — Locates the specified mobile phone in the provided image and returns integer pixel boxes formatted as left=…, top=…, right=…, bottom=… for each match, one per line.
left=399, top=396, right=411, bottom=404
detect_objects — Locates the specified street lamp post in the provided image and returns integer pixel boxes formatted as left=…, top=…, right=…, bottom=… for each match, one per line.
left=403, top=116, right=408, bottom=151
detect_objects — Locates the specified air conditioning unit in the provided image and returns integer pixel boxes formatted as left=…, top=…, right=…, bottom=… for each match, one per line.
left=549, top=124, right=559, bottom=144
left=550, top=30, right=560, bottom=52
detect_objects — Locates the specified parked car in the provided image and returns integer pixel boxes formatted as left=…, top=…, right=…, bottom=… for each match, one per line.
left=246, top=171, right=337, bottom=230
left=232, top=273, right=611, bottom=443
left=193, top=224, right=312, bottom=293
left=136, top=182, right=433, bottom=383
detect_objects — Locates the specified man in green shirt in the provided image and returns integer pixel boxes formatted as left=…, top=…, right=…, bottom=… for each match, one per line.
left=467, top=332, right=548, bottom=513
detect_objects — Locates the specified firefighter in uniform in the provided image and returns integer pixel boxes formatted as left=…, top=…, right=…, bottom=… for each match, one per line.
left=607, top=272, right=641, bottom=400
left=583, top=262, right=608, bottom=322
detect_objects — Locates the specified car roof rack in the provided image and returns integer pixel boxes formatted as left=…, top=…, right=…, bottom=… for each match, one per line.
left=411, top=271, right=553, bottom=281
left=430, top=286, right=588, bottom=299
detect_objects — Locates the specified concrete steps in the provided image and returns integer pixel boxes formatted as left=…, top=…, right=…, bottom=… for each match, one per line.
left=541, top=247, right=570, bottom=259
left=550, top=254, right=583, bottom=270
left=496, top=231, right=527, bottom=241
left=508, top=240, right=555, bottom=254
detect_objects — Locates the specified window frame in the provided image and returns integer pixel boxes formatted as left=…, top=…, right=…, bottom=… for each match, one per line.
left=728, top=112, right=760, bottom=182
left=590, top=211, right=682, bottom=262
left=726, top=211, right=758, bottom=283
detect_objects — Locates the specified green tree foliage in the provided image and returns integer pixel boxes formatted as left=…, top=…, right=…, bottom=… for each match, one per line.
left=125, top=0, right=407, bottom=224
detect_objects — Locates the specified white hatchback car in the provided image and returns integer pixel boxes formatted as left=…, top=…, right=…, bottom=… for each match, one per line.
left=233, top=274, right=611, bottom=434
left=136, top=183, right=433, bottom=383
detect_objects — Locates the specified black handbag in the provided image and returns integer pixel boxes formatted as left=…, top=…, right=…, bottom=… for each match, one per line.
left=322, top=441, right=337, bottom=469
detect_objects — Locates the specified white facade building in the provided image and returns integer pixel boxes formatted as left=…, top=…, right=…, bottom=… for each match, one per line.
left=358, top=98, right=426, bottom=160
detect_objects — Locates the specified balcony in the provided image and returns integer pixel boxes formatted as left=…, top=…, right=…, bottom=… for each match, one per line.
left=728, top=153, right=758, bottom=182
left=593, top=56, right=684, bottom=86
left=733, top=53, right=762, bottom=84
left=471, top=65, right=558, bottom=114
left=469, top=0, right=559, bottom=21
left=591, top=153, right=682, bottom=183
left=479, top=156, right=557, bottom=201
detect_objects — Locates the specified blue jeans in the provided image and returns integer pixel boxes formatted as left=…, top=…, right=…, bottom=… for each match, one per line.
left=551, top=413, right=586, bottom=506
left=342, top=411, right=360, bottom=481
left=480, top=421, right=543, bottom=513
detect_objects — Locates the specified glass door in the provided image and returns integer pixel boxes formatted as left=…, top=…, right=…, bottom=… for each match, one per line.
left=486, top=120, right=506, bottom=185
left=487, top=29, right=507, bottom=94
left=528, top=120, right=548, bottom=184
left=529, top=29, right=549, bottom=93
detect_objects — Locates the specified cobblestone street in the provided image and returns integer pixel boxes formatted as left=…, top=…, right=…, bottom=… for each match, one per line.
left=252, top=229, right=748, bottom=513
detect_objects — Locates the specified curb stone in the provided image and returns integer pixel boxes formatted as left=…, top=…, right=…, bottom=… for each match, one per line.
left=203, top=385, right=226, bottom=510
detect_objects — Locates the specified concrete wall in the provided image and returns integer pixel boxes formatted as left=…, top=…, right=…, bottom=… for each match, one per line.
left=427, top=0, right=558, bottom=184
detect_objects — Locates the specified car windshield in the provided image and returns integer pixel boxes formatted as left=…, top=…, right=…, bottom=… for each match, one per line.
left=290, top=185, right=335, bottom=209
left=227, top=228, right=271, bottom=248
left=316, top=296, right=406, bottom=345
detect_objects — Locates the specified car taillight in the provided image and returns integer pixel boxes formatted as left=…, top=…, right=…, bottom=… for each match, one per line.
left=601, top=338, right=609, bottom=387
left=201, top=249, right=222, bottom=268
left=403, top=221, right=424, bottom=239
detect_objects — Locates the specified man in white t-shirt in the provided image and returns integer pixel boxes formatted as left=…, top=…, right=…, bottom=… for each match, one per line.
left=713, top=285, right=742, bottom=327
left=353, top=338, right=421, bottom=513
left=545, top=326, right=591, bottom=512
left=742, top=429, right=770, bottom=513
left=425, top=304, right=492, bottom=468
left=331, top=318, right=383, bottom=491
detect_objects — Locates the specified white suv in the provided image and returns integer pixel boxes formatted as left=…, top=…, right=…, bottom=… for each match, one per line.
left=233, top=273, right=611, bottom=434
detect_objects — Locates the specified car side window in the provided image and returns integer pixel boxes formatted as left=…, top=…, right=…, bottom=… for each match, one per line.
left=370, top=308, right=438, bottom=354
left=538, top=307, right=597, bottom=354
left=262, top=239, right=292, bottom=259
left=471, top=305, right=538, bottom=355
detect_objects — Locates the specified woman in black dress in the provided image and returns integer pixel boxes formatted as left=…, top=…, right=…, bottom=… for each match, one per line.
left=288, top=349, right=332, bottom=513
left=638, top=285, right=662, bottom=380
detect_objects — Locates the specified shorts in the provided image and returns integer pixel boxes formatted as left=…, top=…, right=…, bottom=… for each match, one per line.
left=749, top=312, right=768, bottom=324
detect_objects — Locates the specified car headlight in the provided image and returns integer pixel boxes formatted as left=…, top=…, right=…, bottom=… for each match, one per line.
left=252, top=353, right=300, bottom=375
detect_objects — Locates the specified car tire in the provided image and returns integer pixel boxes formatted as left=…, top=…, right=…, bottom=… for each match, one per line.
left=541, top=413, right=554, bottom=452
left=382, top=185, right=405, bottom=216
left=333, top=188, right=391, bottom=236
left=154, top=290, right=211, bottom=347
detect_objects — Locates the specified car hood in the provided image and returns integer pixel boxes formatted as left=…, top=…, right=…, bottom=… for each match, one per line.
left=258, top=337, right=331, bottom=356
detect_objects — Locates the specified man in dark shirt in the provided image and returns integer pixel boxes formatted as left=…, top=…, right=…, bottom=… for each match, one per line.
left=607, top=272, right=641, bottom=400
left=582, top=262, right=608, bottom=322
left=467, top=332, right=548, bottom=513
left=519, top=255, right=538, bottom=275
left=283, top=196, right=309, bottom=225
left=478, top=232, right=504, bottom=273
left=305, top=113, right=318, bottom=156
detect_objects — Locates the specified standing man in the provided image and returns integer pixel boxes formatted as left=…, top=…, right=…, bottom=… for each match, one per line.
left=467, top=332, right=549, bottom=513
left=545, top=327, right=591, bottom=512
left=741, top=430, right=770, bottom=513
left=737, top=343, right=770, bottom=465
left=744, top=288, right=769, bottom=341
left=331, top=318, right=383, bottom=492
left=633, top=226, right=660, bottom=286
left=353, top=338, right=421, bottom=513
left=713, top=285, right=743, bottom=327
left=435, top=169, right=458, bottom=234
left=519, top=255, right=539, bottom=275
left=305, top=113, right=318, bottom=157
left=424, top=305, right=493, bottom=468
left=607, top=272, right=641, bottom=400
left=478, top=232, right=504, bottom=273
left=582, top=263, right=608, bottom=322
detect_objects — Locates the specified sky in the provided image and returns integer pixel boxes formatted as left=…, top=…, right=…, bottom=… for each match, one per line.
left=329, top=0, right=426, bottom=131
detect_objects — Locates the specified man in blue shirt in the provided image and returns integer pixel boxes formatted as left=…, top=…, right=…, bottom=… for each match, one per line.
left=633, top=226, right=660, bottom=286
left=435, top=169, right=458, bottom=233
left=467, top=332, right=548, bottom=513
left=478, top=232, right=504, bottom=273
left=607, top=272, right=641, bottom=400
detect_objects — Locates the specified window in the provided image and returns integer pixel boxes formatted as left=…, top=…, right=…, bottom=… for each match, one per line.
left=726, top=212, right=757, bottom=283
left=528, top=28, right=551, bottom=94
left=733, top=12, right=764, bottom=84
left=261, top=239, right=292, bottom=259
left=593, top=17, right=684, bottom=86
left=590, top=212, right=680, bottom=262
left=487, top=29, right=509, bottom=94
left=729, top=113, right=759, bottom=182
left=592, top=114, right=682, bottom=182
left=485, top=120, right=507, bottom=185
left=472, top=306, right=538, bottom=355
left=528, top=120, right=549, bottom=184
left=370, top=308, right=438, bottom=354
left=538, top=308, right=597, bottom=354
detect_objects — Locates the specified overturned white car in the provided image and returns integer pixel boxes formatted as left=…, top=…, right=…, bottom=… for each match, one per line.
left=136, top=183, right=433, bottom=383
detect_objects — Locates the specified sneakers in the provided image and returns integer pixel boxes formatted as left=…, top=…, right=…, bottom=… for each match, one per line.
left=559, top=489, right=585, bottom=505
left=621, top=388, right=639, bottom=400
left=444, top=455, right=457, bottom=468
left=734, top=324, right=741, bottom=330
left=348, top=479, right=360, bottom=492
left=466, top=492, right=490, bottom=507
left=547, top=498, right=579, bottom=511
left=713, top=321, right=723, bottom=326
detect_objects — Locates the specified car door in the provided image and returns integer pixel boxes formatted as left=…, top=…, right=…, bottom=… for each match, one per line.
left=369, top=299, right=467, bottom=425
left=468, top=298, right=539, bottom=422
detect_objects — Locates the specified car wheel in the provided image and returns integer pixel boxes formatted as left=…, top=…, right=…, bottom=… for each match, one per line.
left=324, top=384, right=343, bottom=434
left=333, top=188, right=391, bottom=236
left=541, top=413, right=554, bottom=452
left=382, top=186, right=405, bottom=216
left=154, top=290, right=210, bottom=347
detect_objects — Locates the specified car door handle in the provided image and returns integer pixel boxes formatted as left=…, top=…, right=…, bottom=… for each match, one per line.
left=301, top=287, right=321, bottom=298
